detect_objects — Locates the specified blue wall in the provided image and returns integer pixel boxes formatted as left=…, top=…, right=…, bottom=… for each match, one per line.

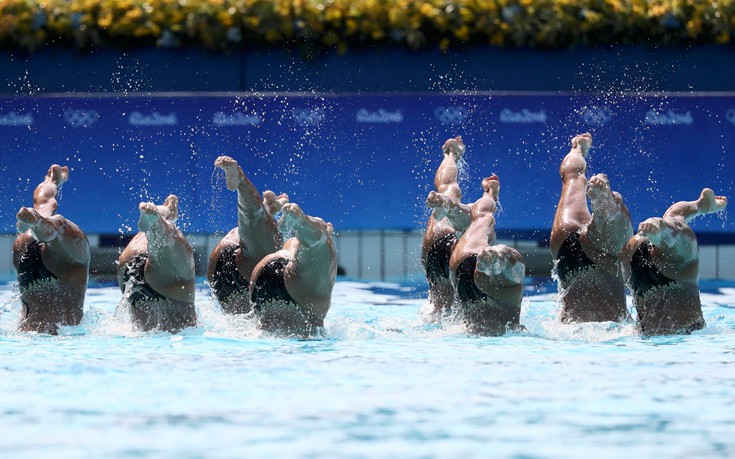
left=3, top=47, right=735, bottom=93
left=1, top=93, right=733, bottom=239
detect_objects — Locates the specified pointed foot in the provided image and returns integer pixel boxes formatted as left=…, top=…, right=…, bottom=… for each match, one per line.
left=214, top=156, right=244, bottom=191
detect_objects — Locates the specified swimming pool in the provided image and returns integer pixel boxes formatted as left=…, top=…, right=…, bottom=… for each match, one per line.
left=1, top=278, right=734, bottom=458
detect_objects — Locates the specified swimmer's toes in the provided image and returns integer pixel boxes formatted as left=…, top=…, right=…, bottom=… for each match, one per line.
left=700, top=188, right=728, bottom=213
left=282, top=204, right=306, bottom=224
left=139, top=202, right=158, bottom=214
left=278, top=204, right=303, bottom=232
left=47, top=164, right=69, bottom=187
left=214, top=155, right=235, bottom=168
left=588, top=174, right=609, bottom=189
left=571, top=133, right=592, bottom=156
left=214, top=156, right=243, bottom=191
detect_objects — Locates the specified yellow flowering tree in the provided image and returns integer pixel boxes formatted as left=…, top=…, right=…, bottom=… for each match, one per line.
left=0, top=0, right=732, bottom=52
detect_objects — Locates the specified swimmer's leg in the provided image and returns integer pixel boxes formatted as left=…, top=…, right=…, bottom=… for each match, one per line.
left=464, top=244, right=524, bottom=334
left=279, top=204, right=334, bottom=257
left=427, top=137, right=471, bottom=233
left=16, top=208, right=89, bottom=267
left=278, top=203, right=336, bottom=304
left=639, top=189, right=728, bottom=282
left=584, top=173, right=633, bottom=256
left=551, top=133, right=593, bottom=256
left=138, top=196, right=195, bottom=303
left=16, top=165, right=89, bottom=266
left=475, top=244, right=525, bottom=304
left=426, top=191, right=472, bottom=233
left=33, top=164, right=67, bottom=217
left=13, top=165, right=88, bottom=333
left=636, top=216, right=698, bottom=282
left=663, top=188, right=728, bottom=222
left=421, top=137, right=469, bottom=317
left=434, top=138, right=464, bottom=201
left=454, top=195, right=521, bottom=303
left=476, top=245, right=525, bottom=285
left=435, top=136, right=465, bottom=198
left=215, top=156, right=281, bottom=260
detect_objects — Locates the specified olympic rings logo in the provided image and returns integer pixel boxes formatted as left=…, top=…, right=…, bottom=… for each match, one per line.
left=63, top=109, right=99, bottom=127
left=726, top=109, right=735, bottom=126
left=292, top=108, right=325, bottom=127
left=434, top=106, right=467, bottom=125
left=579, top=107, right=613, bottom=126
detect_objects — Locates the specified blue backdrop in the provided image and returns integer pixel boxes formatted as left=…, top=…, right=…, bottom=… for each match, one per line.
left=1, top=93, right=733, bottom=240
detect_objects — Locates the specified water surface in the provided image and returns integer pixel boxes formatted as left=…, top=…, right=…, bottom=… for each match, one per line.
left=1, top=279, right=734, bottom=458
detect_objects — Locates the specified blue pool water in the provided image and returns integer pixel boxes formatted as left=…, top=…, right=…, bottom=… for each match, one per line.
left=1, top=278, right=734, bottom=458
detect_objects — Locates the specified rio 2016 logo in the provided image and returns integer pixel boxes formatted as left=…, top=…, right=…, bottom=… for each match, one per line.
left=0, top=111, right=33, bottom=126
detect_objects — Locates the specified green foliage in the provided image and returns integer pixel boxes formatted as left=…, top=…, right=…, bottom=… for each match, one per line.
left=0, top=0, right=733, bottom=52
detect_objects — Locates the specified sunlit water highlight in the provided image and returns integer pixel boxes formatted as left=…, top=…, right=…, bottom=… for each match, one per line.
left=1, top=278, right=734, bottom=458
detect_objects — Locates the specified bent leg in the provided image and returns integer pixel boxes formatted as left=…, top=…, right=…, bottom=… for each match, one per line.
left=426, top=191, right=471, bottom=233
left=279, top=203, right=337, bottom=301
left=637, top=216, right=698, bottom=282
left=422, top=137, right=470, bottom=316
left=14, top=165, right=87, bottom=333
left=476, top=245, right=525, bottom=287
left=250, top=203, right=337, bottom=333
left=584, top=174, right=633, bottom=257
left=663, top=188, right=727, bottom=222
left=138, top=196, right=195, bottom=303
left=427, top=137, right=471, bottom=232
left=451, top=179, right=524, bottom=333
left=17, top=209, right=89, bottom=266
left=450, top=179, right=501, bottom=272
left=461, top=244, right=524, bottom=334
left=639, top=189, right=727, bottom=282
left=475, top=245, right=525, bottom=306
left=16, top=164, right=89, bottom=267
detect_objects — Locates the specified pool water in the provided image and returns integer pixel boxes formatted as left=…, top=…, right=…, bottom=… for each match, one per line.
left=1, top=278, right=734, bottom=458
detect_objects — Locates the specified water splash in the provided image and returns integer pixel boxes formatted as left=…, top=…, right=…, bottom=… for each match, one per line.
left=0, top=274, right=731, bottom=342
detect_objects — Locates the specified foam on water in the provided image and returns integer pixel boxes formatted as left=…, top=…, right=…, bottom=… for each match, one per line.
left=1, top=279, right=735, bottom=458
left=3, top=279, right=712, bottom=342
